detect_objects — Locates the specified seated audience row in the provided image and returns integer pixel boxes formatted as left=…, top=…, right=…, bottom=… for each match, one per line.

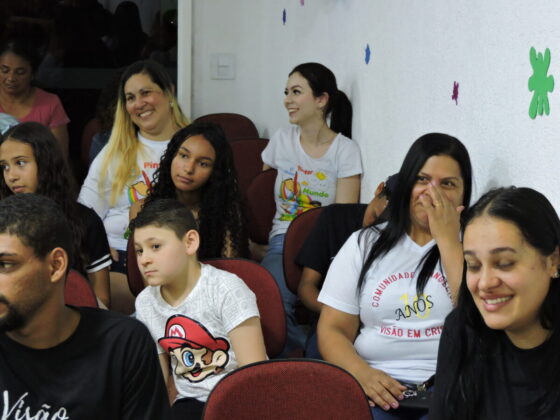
left=0, top=53, right=556, bottom=420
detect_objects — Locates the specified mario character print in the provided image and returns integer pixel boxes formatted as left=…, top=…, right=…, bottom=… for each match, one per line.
left=158, top=315, right=230, bottom=383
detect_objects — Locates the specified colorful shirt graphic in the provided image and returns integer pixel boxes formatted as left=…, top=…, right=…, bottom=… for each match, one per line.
left=78, top=134, right=169, bottom=251
left=261, top=126, right=362, bottom=238
left=128, top=169, right=154, bottom=204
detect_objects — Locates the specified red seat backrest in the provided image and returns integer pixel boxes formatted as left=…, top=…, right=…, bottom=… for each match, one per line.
left=230, top=138, right=269, bottom=199
left=202, top=359, right=373, bottom=420
left=80, top=117, right=100, bottom=167
left=65, top=269, right=98, bottom=308
left=194, top=113, right=259, bottom=141
left=283, top=207, right=324, bottom=295
left=127, top=236, right=144, bottom=297
left=245, top=169, right=277, bottom=245
left=204, top=258, right=286, bottom=358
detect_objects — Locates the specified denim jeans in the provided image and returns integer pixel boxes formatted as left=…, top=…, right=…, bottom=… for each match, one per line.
left=261, top=234, right=307, bottom=356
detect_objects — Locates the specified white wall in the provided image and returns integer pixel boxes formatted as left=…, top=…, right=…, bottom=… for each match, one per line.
left=190, top=0, right=560, bottom=209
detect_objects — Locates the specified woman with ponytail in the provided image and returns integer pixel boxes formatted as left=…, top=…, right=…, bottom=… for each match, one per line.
left=261, top=62, right=362, bottom=355
left=317, top=133, right=472, bottom=420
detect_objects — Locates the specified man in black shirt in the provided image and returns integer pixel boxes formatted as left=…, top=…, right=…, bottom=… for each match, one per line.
left=0, top=194, right=171, bottom=419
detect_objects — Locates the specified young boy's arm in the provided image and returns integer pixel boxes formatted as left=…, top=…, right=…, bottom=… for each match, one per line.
left=158, top=353, right=177, bottom=404
left=228, top=317, right=267, bottom=366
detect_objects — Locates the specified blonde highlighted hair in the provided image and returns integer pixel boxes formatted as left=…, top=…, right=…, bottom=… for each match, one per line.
left=98, top=60, right=189, bottom=205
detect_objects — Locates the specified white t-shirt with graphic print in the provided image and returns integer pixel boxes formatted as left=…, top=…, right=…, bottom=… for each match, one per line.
left=79, top=133, right=169, bottom=251
left=261, top=126, right=362, bottom=239
left=318, top=226, right=453, bottom=383
left=135, top=263, right=260, bottom=403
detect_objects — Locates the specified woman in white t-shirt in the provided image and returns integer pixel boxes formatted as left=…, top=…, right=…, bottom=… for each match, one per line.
left=260, top=62, right=362, bottom=355
left=318, top=133, right=472, bottom=420
left=79, top=60, right=189, bottom=312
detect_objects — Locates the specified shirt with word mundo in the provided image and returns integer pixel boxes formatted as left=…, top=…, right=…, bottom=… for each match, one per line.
left=262, top=126, right=362, bottom=238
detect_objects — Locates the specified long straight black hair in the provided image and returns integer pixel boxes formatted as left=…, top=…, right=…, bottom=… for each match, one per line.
left=358, top=133, right=472, bottom=294
left=290, top=63, right=353, bottom=138
left=445, top=187, right=560, bottom=419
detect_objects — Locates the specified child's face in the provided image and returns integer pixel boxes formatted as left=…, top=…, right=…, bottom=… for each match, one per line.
left=134, top=225, right=191, bottom=287
left=171, top=135, right=215, bottom=193
left=0, top=140, right=38, bottom=194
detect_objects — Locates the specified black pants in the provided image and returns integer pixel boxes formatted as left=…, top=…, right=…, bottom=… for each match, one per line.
left=172, top=397, right=205, bottom=420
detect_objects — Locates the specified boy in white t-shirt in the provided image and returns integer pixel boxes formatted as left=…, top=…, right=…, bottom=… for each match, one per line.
left=132, top=199, right=267, bottom=419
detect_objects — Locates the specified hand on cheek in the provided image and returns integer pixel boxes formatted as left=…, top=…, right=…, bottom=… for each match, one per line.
left=420, top=182, right=463, bottom=241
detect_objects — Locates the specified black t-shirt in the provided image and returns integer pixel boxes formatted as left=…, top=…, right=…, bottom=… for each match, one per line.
left=431, top=309, right=559, bottom=419
left=296, top=203, right=367, bottom=279
left=77, top=203, right=111, bottom=274
left=0, top=307, right=171, bottom=420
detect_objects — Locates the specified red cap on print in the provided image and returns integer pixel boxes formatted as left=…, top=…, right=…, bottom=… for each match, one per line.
left=158, top=315, right=230, bottom=353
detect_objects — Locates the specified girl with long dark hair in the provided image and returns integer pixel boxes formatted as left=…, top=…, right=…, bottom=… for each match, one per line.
left=0, top=122, right=111, bottom=306
left=131, top=121, right=249, bottom=259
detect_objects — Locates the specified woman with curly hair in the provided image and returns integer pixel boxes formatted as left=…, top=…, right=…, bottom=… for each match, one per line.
left=0, top=122, right=112, bottom=307
left=130, top=122, right=249, bottom=259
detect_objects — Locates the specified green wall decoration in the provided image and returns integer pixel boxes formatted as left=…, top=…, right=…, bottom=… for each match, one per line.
left=528, top=47, right=554, bottom=119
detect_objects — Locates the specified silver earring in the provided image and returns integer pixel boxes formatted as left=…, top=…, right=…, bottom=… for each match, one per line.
left=553, top=271, right=559, bottom=279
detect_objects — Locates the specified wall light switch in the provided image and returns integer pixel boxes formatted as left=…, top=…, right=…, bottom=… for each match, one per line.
left=210, top=54, right=235, bottom=80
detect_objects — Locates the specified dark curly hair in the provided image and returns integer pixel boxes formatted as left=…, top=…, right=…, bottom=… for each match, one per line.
left=0, top=122, right=85, bottom=271
left=145, top=122, right=249, bottom=259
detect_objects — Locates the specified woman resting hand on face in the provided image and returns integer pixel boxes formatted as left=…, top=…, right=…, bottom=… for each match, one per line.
left=318, top=133, right=473, bottom=420
left=431, top=187, right=560, bottom=420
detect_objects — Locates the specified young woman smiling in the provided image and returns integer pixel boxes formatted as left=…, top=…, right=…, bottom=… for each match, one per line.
left=261, top=62, right=362, bottom=356
left=431, top=187, right=560, bottom=419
